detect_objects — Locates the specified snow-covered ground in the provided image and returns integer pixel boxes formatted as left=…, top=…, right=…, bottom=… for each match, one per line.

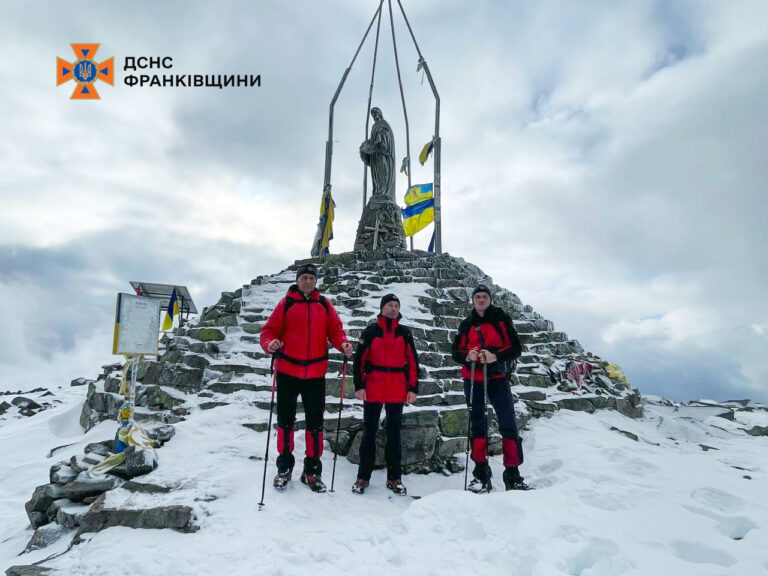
left=1, top=387, right=766, bottom=575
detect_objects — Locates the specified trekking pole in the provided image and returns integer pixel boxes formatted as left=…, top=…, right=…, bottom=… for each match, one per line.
left=330, top=356, right=349, bottom=492
left=482, top=356, right=489, bottom=450
left=258, top=353, right=279, bottom=510
left=483, top=356, right=491, bottom=473
left=463, top=361, right=476, bottom=491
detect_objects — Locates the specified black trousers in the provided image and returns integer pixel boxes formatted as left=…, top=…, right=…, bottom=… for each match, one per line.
left=275, top=372, right=325, bottom=474
left=464, top=375, right=519, bottom=440
left=357, top=402, right=404, bottom=481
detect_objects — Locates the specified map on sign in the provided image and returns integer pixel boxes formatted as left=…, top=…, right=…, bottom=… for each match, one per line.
left=112, top=293, right=161, bottom=355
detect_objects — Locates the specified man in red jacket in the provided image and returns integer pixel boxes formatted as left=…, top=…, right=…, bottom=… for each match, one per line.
left=452, top=285, right=529, bottom=492
left=260, top=263, right=353, bottom=493
left=351, top=294, right=419, bottom=495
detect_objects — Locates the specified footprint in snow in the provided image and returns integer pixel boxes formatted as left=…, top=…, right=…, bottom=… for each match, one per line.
left=560, top=536, right=634, bottom=575
left=681, top=504, right=757, bottom=540
left=670, top=540, right=736, bottom=567
left=690, top=487, right=746, bottom=513
left=576, top=488, right=629, bottom=511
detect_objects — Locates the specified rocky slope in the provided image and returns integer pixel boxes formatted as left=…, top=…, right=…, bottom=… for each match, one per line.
left=17, top=248, right=647, bottom=563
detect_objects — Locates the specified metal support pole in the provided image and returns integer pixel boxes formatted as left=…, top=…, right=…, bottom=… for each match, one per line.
left=363, top=1, right=385, bottom=209
left=323, top=3, right=383, bottom=204
left=396, top=0, right=442, bottom=253
left=129, top=356, right=138, bottom=422
left=388, top=0, right=411, bottom=196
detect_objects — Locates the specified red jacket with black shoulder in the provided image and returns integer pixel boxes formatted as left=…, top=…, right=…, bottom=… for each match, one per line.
left=260, top=286, right=348, bottom=379
left=353, top=315, right=419, bottom=404
left=451, top=305, right=522, bottom=381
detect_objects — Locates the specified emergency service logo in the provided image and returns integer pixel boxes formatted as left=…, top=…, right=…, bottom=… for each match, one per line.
left=56, top=43, right=114, bottom=100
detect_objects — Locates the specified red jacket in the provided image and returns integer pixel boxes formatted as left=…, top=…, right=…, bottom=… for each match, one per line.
left=353, top=315, right=419, bottom=404
left=451, top=305, right=522, bottom=381
left=260, top=286, right=348, bottom=379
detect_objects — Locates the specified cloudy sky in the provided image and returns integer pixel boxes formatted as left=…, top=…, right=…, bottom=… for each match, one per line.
left=1, top=0, right=766, bottom=402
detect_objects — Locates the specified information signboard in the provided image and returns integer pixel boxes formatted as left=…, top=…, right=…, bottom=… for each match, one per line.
left=112, top=293, right=161, bottom=355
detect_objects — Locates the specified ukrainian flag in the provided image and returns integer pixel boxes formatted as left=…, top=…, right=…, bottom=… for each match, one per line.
left=162, top=288, right=179, bottom=331
left=418, top=140, right=434, bottom=166
left=310, top=186, right=335, bottom=257
left=402, top=183, right=434, bottom=237
left=319, top=187, right=335, bottom=255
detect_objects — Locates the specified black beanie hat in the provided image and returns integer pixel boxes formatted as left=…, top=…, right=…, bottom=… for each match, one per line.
left=296, top=263, right=318, bottom=280
left=472, top=285, right=492, bottom=300
left=380, top=293, right=400, bottom=310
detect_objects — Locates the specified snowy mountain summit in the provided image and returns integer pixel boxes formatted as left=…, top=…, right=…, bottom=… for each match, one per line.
left=3, top=250, right=766, bottom=575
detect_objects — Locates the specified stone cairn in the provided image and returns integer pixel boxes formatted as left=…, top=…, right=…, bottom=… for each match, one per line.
left=353, top=197, right=406, bottom=252
left=17, top=248, right=646, bottom=566
left=90, top=248, right=644, bottom=477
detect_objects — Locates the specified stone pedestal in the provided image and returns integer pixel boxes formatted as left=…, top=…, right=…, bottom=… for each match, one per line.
left=353, top=196, right=406, bottom=251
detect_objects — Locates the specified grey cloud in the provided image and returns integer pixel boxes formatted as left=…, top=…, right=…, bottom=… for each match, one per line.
left=1, top=1, right=767, bottom=403
left=0, top=226, right=289, bottom=388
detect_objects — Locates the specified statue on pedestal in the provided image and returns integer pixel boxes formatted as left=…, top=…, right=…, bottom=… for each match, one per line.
left=311, top=2, right=441, bottom=257
left=354, top=107, right=406, bottom=252
left=359, top=107, right=396, bottom=204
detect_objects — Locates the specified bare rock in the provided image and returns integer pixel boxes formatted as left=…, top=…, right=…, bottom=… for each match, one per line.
left=23, top=522, right=69, bottom=553
left=77, top=494, right=196, bottom=535
left=6, top=565, right=54, bottom=575
left=71, top=377, right=93, bottom=387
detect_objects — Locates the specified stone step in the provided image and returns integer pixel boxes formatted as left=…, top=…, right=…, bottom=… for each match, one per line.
left=516, top=364, right=552, bottom=376
left=207, top=364, right=271, bottom=376
left=423, top=367, right=461, bottom=380
left=413, top=393, right=466, bottom=407
left=524, top=399, right=557, bottom=412
left=239, top=322, right=263, bottom=335
left=240, top=350, right=270, bottom=361
left=525, top=341, right=583, bottom=355
left=206, top=382, right=272, bottom=394
left=518, top=333, right=549, bottom=345
left=516, top=389, right=547, bottom=401
left=516, top=373, right=555, bottom=388
left=239, top=314, right=265, bottom=323
left=241, top=307, right=267, bottom=314
left=78, top=494, right=196, bottom=534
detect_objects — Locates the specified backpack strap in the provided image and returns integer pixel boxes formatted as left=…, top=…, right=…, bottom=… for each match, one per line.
left=284, top=294, right=330, bottom=320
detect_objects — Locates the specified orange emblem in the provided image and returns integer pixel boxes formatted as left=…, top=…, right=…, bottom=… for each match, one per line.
left=57, top=43, right=114, bottom=100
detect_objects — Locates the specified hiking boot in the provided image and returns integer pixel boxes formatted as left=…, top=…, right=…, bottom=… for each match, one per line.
left=351, top=478, right=369, bottom=495
left=300, top=472, right=327, bottom=493
left=386, top=479, right=407, bottom=495
left=503, top=467, right=532, bottom=491
left=273, top=468, right=292, bottom=490
left=468, top=462, right=492, bottom=493
left=467, top=477, right=492, bottom=493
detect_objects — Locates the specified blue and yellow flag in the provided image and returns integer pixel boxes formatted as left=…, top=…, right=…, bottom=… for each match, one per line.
left=404, top=183, right=433, bottom=206
left=162, top=288, right=179, bottom=331
left=310, top=186, right=336, bottom=257
left=419, top=140, right=434, bottom=165
left=402, top=183, right=434, bottom=237
left=318, top=187, right=335, bottom=255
